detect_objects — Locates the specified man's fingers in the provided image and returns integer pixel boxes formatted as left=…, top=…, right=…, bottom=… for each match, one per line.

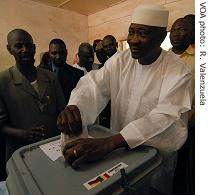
left=32, top=132, right=43, bottom=138
left=67, top=106, right=82, bottom=135
left=69, top=106, right=81, bottom=122
left=62, top=138, right=112, bottom=168
left=71, top=155, right=87, bottom=169
left=66, top=106, right=76, bottom=123
left=57, top=105, right=82, bottom=134
left=70, top=122, right=82, bottom=136
left=62, top=141, right=78, bottom=155
left=60, top=111, right=69, bottom=125
left=57, top=114, right=62, bottom=130
left=57, top=112, right=66, bottom=132
left=58, top=110, right=72, bottom=134
left=28, top=131, right=45, bottom=142
left=64, top=149, right=77, bottom=164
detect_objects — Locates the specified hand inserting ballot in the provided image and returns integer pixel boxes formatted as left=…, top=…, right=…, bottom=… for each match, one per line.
left=57, top=105, right=82, bottom=136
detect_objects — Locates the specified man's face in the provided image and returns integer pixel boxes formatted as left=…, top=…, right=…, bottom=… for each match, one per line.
left=7, top=33, right=35, bottom=67
left=79, top=48, right=94, bottom=72
left=96, top=48, right=107, bottom=64
left=49, top=44, right=67, bottom=66
left=127, top=23, right=163, bottom=60
left=102, top=38, right=117, bottom=58
left=170, top=19, right=192, bottom=50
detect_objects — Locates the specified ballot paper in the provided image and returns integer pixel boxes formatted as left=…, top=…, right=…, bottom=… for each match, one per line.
left=40, top=125, right=88, bottom=161
left=40, top=139, right=62, bottom=161
left=60, top=125, right=88, bottom=151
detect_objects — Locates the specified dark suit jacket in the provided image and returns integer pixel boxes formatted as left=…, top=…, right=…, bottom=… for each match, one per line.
left=0, top=66, right=66, bottom=160
left=38, top=63, right=84, bottom=102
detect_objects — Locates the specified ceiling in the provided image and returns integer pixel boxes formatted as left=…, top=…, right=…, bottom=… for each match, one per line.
left=32, top=0, right=127, bottom=15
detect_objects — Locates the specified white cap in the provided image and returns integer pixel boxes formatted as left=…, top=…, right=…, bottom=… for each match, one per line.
left=131, top=4, right=169, bottom=27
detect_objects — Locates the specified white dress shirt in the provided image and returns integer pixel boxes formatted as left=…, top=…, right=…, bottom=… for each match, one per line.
left=72, top=63, right=87, bottom=75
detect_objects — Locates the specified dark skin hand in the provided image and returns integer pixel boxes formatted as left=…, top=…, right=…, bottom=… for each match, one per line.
left=57, top=105, right=128, bottom=168
left=57, top=105, right=82, bottom=136
left=2, top=125, right=47, bottom=145
left=19, top=125, right=47, bottom=144
left=62, top=134, right=127, bottom=169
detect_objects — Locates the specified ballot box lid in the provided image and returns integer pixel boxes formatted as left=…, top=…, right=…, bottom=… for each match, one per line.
left=6, top=125, right=162, bottom=195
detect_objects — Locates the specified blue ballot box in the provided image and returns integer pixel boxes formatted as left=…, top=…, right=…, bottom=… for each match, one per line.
left=6, top=125, right=162, bottom=195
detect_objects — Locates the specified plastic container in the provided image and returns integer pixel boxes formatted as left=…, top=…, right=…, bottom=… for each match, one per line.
left=6, top=125, right=162, bottom=195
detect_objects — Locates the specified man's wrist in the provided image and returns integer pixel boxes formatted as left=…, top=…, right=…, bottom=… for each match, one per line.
left=107, top=134, right=128, bottom=152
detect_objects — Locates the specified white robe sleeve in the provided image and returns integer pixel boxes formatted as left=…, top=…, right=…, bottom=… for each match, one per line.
left=68, top=63, right=111, bottom=125
left=120, top=64, right=192, bottom=152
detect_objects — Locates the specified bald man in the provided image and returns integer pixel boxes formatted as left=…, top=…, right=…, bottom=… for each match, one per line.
left=102, top=35, right=118, bottom=58
left=0, top=29, right=66, bottom=161
left=170, top=18, right=193, bottom=55
left=78, top=42, right=95, bottom=72
left=73, top=43, right=95, bottom=74
left=58, top=5, right=192, bottom=194
left=184, top=14, right=195, bottom=45
left=95, top=41, right=108, bottom=65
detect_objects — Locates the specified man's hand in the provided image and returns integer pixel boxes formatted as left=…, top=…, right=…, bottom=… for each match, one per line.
left=57, top=105, right=82, bottom=136
left=18, top=125, right=46, bottom=144
left=62, top=134, right=127, bottom=169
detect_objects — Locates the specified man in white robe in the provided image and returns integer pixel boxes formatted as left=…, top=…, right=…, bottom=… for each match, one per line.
left=58, top=4, right=192, bottom=195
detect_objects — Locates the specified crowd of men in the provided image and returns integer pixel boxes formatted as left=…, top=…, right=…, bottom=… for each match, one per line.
left=0, top=4, right=194, bottom=195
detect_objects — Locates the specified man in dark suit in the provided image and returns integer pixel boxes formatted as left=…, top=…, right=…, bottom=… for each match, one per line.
left=0, top=29, right=66, bottom=162
left=39, top=39, right=84, bottom=102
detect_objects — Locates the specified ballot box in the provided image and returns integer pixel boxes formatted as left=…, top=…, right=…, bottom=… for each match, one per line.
left=6, top=125, right=162, bottom=195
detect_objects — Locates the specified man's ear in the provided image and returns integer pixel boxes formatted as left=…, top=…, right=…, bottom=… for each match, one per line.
left=159, top=30, right=167, bottom=45
left=7, top=44, right=12, bottom=54
left=33, top=44, right=36, bottom=53
left=78, top=52, right=81, bottom=59
left=161, top=31, right=167, bottom=42
left=190, top=31, right=195, bottom=44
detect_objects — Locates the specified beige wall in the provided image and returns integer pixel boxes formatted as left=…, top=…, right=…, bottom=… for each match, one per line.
left=0, top=0, right=88, bottom=71
left=0, top=0, right=195, bottom=71
left=88, top=0, right=195, bottom=43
